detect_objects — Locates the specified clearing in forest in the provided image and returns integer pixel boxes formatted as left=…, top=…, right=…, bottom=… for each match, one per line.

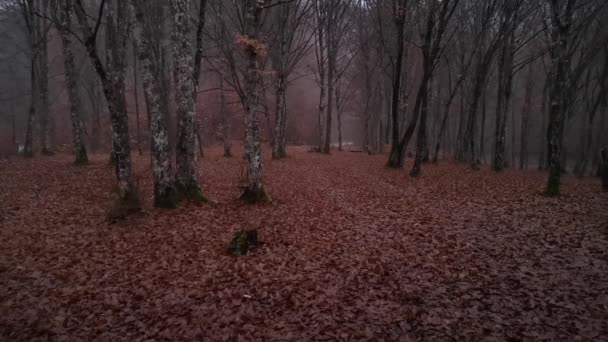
left=0, top=146, right=606, bottom=341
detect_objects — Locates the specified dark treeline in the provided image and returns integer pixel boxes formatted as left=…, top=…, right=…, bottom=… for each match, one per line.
left=0, top=0, right=607, bottom=212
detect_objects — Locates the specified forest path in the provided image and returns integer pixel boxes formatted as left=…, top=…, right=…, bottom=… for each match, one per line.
left=0, top=146, right=607, bottom=341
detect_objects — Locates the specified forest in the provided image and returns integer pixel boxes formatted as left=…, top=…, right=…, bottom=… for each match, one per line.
left=0, top=0, right=607, bottom=340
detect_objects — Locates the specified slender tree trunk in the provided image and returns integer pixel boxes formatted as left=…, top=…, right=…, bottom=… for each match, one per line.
left=219, top=73, right=232, bottom=157
left=545, top=3, right=573, bottom=197
left=24, top=56, right=36, bottom=158
left=463, top=58, right=490, bottom=169
left=387, top=14, right=406, bottom=168
left=323, top=31, right=335, bottom=154
left=240, top=0, right=269, bottom=202
left=538, top=77, right=549, bottom=170
left=58, top=0, right=88, bottom=164
left=601, top=147, right=608, bottom=192
left=11, top=113, right=17, bottom=149
left=410, top=82, right=429, bottom=177
left=38, top=0, right=51, bottom=155
left=315, top=1, right=326, bottom=150
left=455, top=86, right=466, bottom=160
left=132, top=42, right=143, bottom=156
left=519, top=64, right=533, bottom=170
left=272, top=70, right=287, bottom=159
left=272, top=12, right=288, bottom=159
left=493, top=29, right=514, bottom=171
left=133, top=0, right=176, bottom=208
left=480, top=87, right=486, bottom=163
left=74, top=0, right=137, bottom=206
left=171, top=0, right=204, bottom=202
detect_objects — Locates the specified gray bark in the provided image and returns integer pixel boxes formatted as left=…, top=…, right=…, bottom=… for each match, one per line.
left=492, top=18, right=515, bottom=171
left=219, top=73, right=232, bottom=157
left=171, top=0, right=204, bottom=201
left=132, top=0, right=176, bottom=208
left=386, top=2, right=407, bottom=167
left=57, top=0, right=88, bottom=164
left=74, top=0, right=136, bottom=202
left=601, top=147, right=608, bottom=192
left=240, top=0, right=268, bottom=202
left=546, top=1, right=574, bottom=196
left=519, top=64, right=533, bottom=170
left=38, top=0, right=51, bottom=154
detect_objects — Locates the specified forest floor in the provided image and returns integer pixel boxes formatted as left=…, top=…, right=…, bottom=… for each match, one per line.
left=0, top=145, right=607, bottom=341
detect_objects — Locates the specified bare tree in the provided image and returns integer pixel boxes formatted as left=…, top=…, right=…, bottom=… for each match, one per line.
left=409, top=0, right=460, bottom=177
left=543, top=0, right=607, bottom=195
left=268, top=0, right=313, bottom=159
left=171, top=0, right=206, bottom=202
left=51, top=0, right=88, bottom=164
left=132, top=0, right=176, bottom=208
left=74, top=0, right=139, bottom=212
left=385, top=0, right=408, bottom=167
left=239, top=0, right=270, bottom=202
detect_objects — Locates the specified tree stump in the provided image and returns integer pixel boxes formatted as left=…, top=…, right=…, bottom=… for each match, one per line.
left=601, top=146, right=608, bottom=192
left=227, top=230, right=262, bottom=256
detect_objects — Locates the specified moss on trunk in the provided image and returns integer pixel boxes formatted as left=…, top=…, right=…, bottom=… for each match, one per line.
left=546, top=174, right=560, bottom=197
left=107, top=189, right=142, bottom=221
left=154, top=186, right=177, bottom=209
left=240, top=184, right=270, bottom=204
left=175, top=182, right=207, bottom=204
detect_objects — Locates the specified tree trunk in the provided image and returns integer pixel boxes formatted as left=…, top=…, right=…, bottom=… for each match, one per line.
left=410, top=83, right=429, bottom=177
left=387, top=14, right=406, bottom=168
left=519, top=64, right=533, bottom=170
left=132, top=42, right=143, bottom=156
left=24, top=56, right=36, bottom=158
left=74, top=0, right=137, bottom=206
left=58, top=1, right=88, bottom=164
left=463, top=58, right=490, bottom=169
left=480, top=87, right=486, bottom=163
left=133, top=0, right=176, bottom=208
left=601, top=147, right=608, bottom=192
left=240, top=0, right=269, bottom=203
left=336, top=78, right=343, bottom=152
left=493, top=27, right=515, bottom=171
left=323, top=34, right=334, bottom=154
left=38, top=0, right=51, bottom=155
left=538, top=77, right=549, bottom=170
left=171, top=0, right=205, bottom=202
left=545, top=3, right=573, bottom=197
left=218, top=73, right=232, bottom=157
left=272, top=70, right=287, bottom=159
left=271, top=10, right=288, bottom=159
left=315, top=1, right=326, bottom=150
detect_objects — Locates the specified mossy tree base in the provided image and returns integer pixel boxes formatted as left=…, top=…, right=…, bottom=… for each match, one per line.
left=386, top=146, right=405, bottom=169
left=272, top=151, right=286, bottom=160
left=545, top=177, right=560, bottom=197
left=107, top=189, right=142, bottom=221
left=410, top=166, right=421, bottom=177
left=240, top=184, right=270, bottom=204
left=175, top=183, right=207, bottom=204
left=154, top=186, right=177, bottom=209
left=227, top=229, right=262, bottom=256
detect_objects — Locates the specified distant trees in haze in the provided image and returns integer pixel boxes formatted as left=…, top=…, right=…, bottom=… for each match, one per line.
left=0, top=0, right=607, bottom=212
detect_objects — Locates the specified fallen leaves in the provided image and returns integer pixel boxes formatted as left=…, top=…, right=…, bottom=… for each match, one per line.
left=0, top=146, right=607, bottom=341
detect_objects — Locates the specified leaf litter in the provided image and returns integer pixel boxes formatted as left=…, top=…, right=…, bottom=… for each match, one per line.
left=0, top=146, right=607, bottom=341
